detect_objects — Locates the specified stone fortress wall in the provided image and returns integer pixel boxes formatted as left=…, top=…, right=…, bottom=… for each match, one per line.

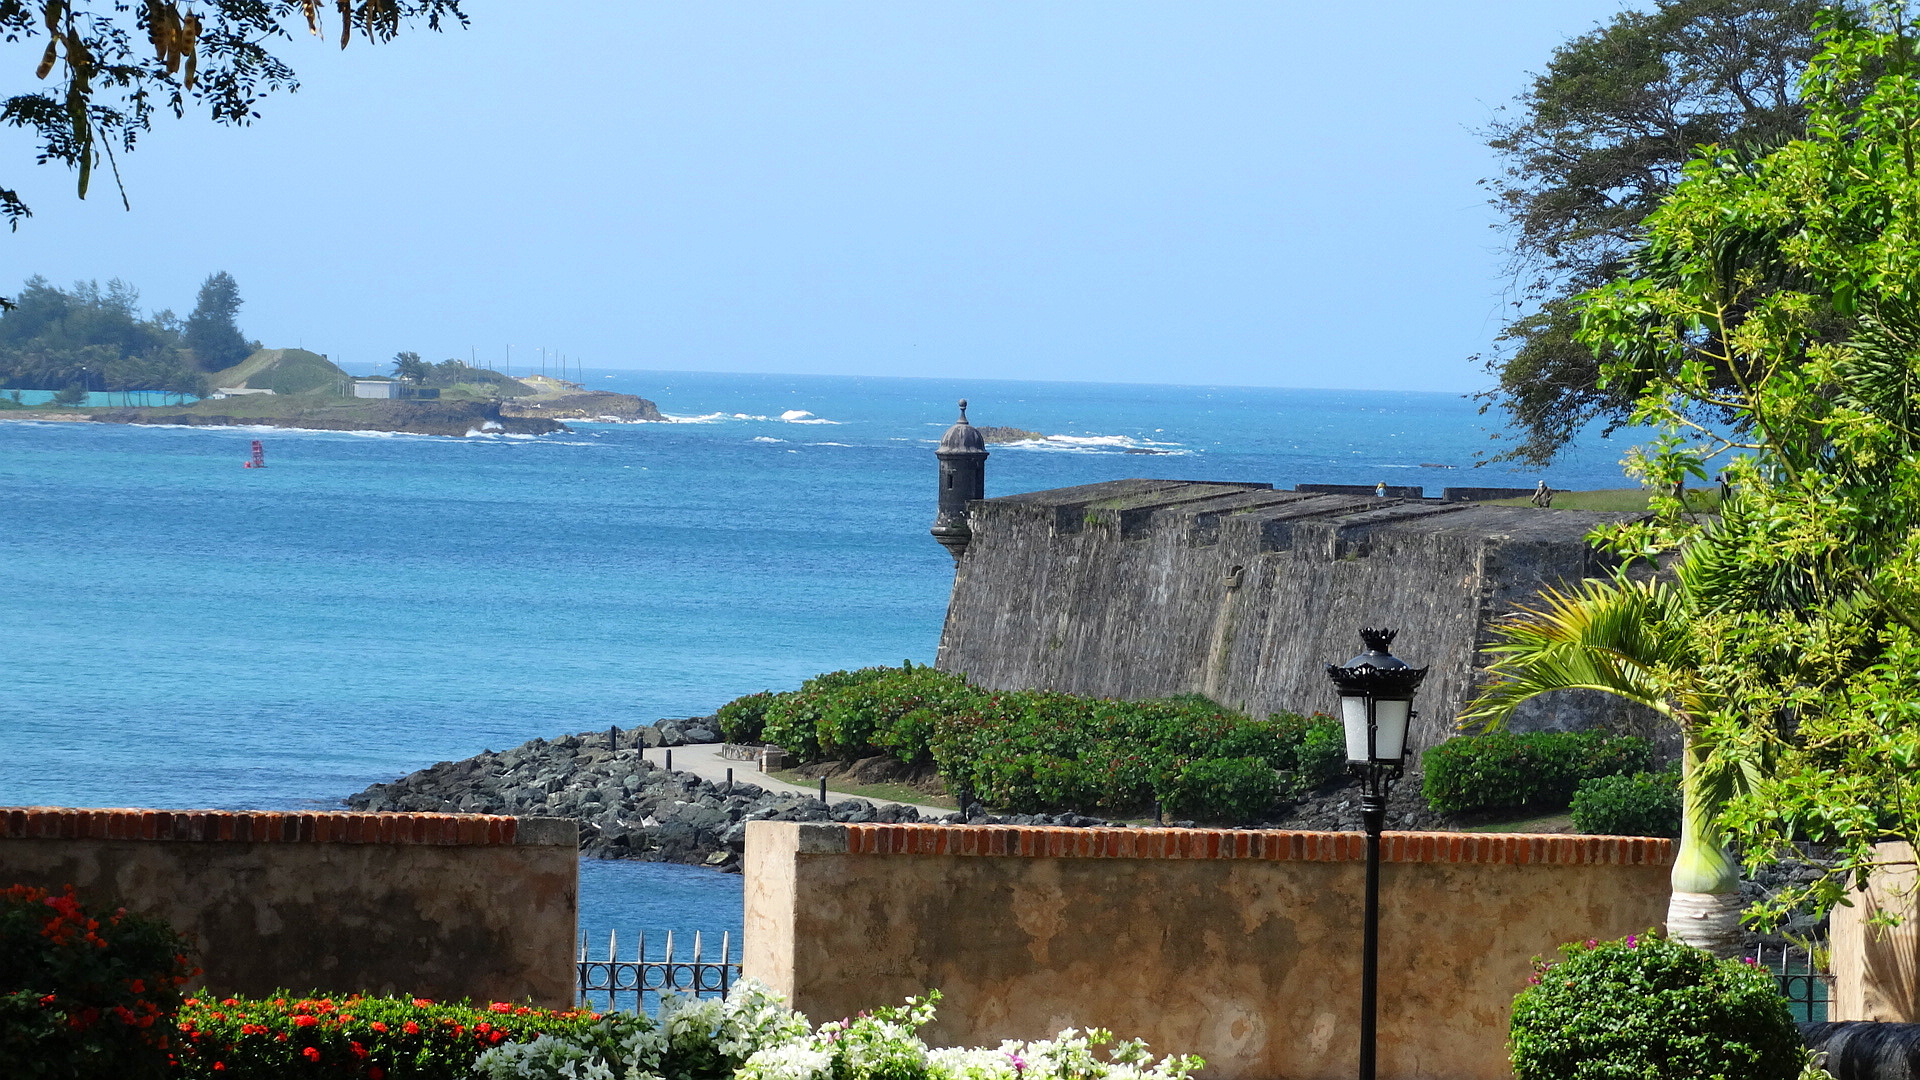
left=934, top=479, right=1657, bottom=756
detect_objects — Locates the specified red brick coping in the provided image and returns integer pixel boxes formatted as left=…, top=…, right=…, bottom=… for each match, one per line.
left=837, top=823, right=1674, bottom=866
left=0, top=807, right=523, bottom=846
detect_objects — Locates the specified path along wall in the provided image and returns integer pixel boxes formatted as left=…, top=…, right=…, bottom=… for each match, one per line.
left=744, top=820, right=1672, bottom=1080
left=936, top=480, right=1656, bottom=753
left=0, top=807, right=578, bottom=1007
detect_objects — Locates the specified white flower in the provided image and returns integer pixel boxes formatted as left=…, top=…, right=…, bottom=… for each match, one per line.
left=737, top=1043, right=835, bottom=1080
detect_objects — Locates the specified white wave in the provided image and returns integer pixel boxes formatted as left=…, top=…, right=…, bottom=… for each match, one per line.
left=814, top=442, right=853, bottom=447
left=662, top=412, right=730, bottom=423
left=781, top=409, right=813, bottom=421
left=786, top=417, right=841, bottom=425
left=998, top=432, right=1189, bottom=455
left=752, top=436, right=785, bottom=443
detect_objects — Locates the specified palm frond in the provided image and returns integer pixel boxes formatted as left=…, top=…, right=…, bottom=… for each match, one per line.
left=1465, top=575, right=1693, bottom=732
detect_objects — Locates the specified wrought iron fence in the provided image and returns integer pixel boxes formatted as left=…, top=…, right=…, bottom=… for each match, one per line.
left=577, top=929, right=740, bottom=1013
left=1747, top=942, right=1832, bottom=1024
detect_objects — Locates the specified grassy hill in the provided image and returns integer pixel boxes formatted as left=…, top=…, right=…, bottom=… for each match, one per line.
left=209, top=349, right=347, bottom=396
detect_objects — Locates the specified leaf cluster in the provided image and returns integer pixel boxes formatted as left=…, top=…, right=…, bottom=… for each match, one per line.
left=1478, top=0, right=1841, bottom=464
left=0, top=0, right=467, bottom=229
left=1561, top=2, right=1920, bottom=926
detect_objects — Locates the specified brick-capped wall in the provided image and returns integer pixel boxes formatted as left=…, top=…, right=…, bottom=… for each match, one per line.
left=0, top=807, right=526, bottom=846
left=837, top=822, right=1674, bottom=866
left=746, top=820, right=1673, bottom=1080
left=0, top=806, right=576, bottom=1006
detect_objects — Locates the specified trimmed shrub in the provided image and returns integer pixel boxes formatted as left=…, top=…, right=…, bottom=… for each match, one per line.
left=1569, top=770, right=1682, bottom=838
left=740, top=664, right=1343, bottom=820
left=1421, top=731, right=1652, bottom=814
left=1158, top=757, right=1281, bottom=820
left=1509, top=933, right=1807, bottom=1080
left=716, top=691, right=778, bottom=744
left=0, top=883, right=198, bottom=1080
left=173, top=992, right=605, bottom=1079
left=759, top=668, right=897, bottom=761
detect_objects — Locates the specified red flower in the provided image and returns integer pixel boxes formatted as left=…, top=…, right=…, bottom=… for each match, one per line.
left=302, top=1046, right=321, bottom=1062
left=411, top=998, right=433, bottom=1008
left=402, top=1021, right=420, bottom=1035
left=37, top=994, right=54, bottom=1006
left=294, top=1015, right=319, bottom=1028
left=488, top=1001, right=512, bottom=1013
left=350, top=1040, right=368, bottom=1059
left=370, top=1021, right=388, bottom=1033
left=212, top=1063, right=225, bottom=1072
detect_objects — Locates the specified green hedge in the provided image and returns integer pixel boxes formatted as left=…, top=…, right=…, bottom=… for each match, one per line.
left=1420, top=731, right=1652, bottom=814
left=1569, top=770, right=1682, bottom=838
left=1509, top=934, right=1807, bottom=1080
left=722, top=668, right=1343, bottom=820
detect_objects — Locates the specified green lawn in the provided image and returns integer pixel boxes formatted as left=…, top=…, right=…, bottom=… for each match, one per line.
left=1488, top=487, right=1723, bottom=513
left=769, top=768, right=958, bottom=810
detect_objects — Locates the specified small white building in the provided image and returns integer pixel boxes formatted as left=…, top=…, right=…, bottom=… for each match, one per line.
left=209, top=386, right=276, bottom=400
left=352, top=379, right=398, bottom=399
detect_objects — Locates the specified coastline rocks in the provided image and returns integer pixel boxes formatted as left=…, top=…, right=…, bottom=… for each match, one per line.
left=91, top=399, right=567, bottom=437
left=501, top=392, right=665, bottom=423
left=341, top=724, right=934, bottom=872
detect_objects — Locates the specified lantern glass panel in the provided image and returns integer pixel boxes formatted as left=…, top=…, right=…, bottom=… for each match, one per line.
left=1340, top=694, right=1371, bottom=763
left=1372, top=698, right=1411, bottom=762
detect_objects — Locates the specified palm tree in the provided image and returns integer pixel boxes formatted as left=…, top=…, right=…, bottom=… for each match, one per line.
left=1463, top=559, right=1750, bottom=956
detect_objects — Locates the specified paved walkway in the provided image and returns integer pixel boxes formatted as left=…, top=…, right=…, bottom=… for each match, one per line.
left=641, top=743, right=952, bottom=818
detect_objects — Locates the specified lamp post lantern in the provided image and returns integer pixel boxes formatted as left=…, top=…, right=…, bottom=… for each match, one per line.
left=1325, top=627, right=1426, bottom=1080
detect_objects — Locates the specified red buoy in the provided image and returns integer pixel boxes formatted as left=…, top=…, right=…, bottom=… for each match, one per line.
left=243, top=440, right=266, bottom=469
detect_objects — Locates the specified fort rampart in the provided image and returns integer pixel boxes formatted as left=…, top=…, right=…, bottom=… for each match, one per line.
left=935, top=479, right=1654, bottom=754
left=743, top=820, right=1672, bottom=1080
left=0, top=806, right=578, bottom=1007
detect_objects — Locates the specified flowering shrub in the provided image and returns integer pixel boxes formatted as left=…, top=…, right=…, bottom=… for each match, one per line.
left=1509, top=932, right=1810, bottom=1080
left=0, top=883, right=197, bottom=1080
left=173, top=993, right=605, bottom=1079
left=476, top=980, right=1204, bottom=1080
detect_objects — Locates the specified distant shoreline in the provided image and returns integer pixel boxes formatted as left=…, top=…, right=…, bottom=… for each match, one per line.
left=0, top=399, right=569, bottom=438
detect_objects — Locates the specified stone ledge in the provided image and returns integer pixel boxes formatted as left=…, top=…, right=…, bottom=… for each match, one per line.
left=828, top=823, right=1674, bottom=866
left=0, top=806, right=559, bottom=846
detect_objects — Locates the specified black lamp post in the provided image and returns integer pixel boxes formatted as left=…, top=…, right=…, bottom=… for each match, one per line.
left=1325, top=627, right=1426, bottom=1080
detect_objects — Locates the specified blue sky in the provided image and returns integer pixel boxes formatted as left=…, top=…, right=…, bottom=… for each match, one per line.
left=1, top=2, right=1637, bottom=392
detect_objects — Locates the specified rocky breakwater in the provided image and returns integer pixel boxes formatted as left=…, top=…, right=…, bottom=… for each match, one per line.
left=342, top=720, right=934, bottom=872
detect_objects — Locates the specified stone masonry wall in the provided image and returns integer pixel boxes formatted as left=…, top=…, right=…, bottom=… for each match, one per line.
left=0, top=807, right=578, bottom=1007
left=935, top=480, right=1657, bottom=756
left=744, top=820, right=1673, bottom=1080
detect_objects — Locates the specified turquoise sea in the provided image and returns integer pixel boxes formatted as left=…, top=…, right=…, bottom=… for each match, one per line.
left=0, top=370, right=1641, bottom=944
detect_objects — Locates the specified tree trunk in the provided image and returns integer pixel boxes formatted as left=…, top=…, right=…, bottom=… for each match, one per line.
left=1667, top=733, right=1745, bottom=957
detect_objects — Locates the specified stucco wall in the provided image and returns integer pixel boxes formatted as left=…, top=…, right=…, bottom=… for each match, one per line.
left=0, top=807, right=578, bottom=1007
left=745, top=821, right=1672, bottom=1080
left=935, top=480, right=1658, bottom=755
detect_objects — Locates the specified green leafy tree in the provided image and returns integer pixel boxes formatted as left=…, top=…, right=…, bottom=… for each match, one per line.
left=182, top=271, right=250, bottom=372
left=1482, top=2, right=1920, bottom=938
left=1478, top=0, right=1840, bottom=465
left=0, top=276, right=201, bottom=393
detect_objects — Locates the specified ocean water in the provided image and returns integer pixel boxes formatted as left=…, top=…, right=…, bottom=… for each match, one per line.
left=0, top=370, right=1641, bottom=943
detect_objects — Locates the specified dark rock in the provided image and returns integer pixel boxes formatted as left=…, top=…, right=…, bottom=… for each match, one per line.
left=1803, top=1022, right=1920, bottom=1080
